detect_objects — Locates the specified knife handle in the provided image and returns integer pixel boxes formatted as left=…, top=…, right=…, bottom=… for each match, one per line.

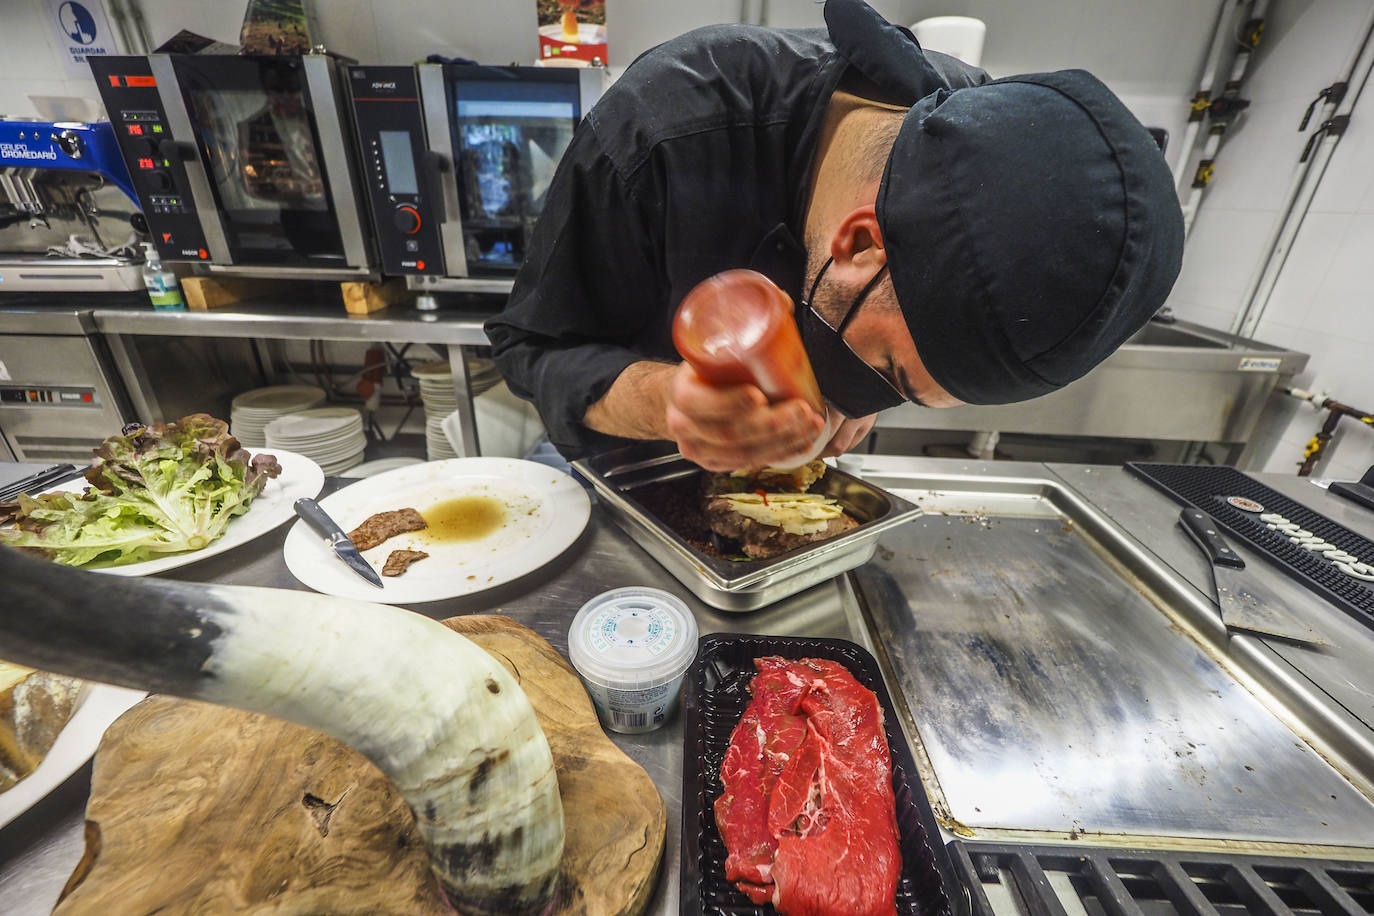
left=294, top=497, right=345, bottom=541
left=1179, top=507, right=1246, bottom=570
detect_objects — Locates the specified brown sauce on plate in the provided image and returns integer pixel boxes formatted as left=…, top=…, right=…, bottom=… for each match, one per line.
left=421, top=496, right=506, bottom=542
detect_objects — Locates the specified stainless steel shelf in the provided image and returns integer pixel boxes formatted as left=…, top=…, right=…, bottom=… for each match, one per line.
left=90, top=299, right=492, bottom=345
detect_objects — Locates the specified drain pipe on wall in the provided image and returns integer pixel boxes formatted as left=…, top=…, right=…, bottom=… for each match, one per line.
left=1179, top=0, right=1267, bottom=238
left=1232, top=9, right=1374, bottom=339
left=1284, top=387, right=1374, bottom=477
left=104, top=0, right=151, bottom=54
left=1173, top=1, right=1250, bottom=195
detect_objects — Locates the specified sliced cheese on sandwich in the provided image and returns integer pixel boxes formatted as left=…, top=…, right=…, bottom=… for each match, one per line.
left=716, top=492, right=844, bottom=535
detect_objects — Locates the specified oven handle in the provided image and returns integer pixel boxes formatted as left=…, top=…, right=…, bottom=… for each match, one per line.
left=304, top=54, right=375, bottom=273
left=150, top=55, right=233, bottom=265
left=422, top=150, right=449, bottom=224
left=418, top=63, right=467, bottom=278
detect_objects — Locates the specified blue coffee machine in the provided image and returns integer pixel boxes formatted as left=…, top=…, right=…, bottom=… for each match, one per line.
left=0, top=119, right=146, bottom=292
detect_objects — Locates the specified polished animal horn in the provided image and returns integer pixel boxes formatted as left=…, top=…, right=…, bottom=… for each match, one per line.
left=0, top=547, right=564, bottom=916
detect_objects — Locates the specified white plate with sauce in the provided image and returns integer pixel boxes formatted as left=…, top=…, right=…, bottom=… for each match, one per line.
left=281, top=458, right=591, bottom=604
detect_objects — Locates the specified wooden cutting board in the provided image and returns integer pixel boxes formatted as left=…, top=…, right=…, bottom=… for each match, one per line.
left=54, top=615, right=666, bottom=915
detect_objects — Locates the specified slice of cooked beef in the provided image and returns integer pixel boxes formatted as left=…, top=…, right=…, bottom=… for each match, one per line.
left=348, top=508, right=427, bottom=551
left=381, top=548, right=429, bottom=577
left=704, top=497, right=858, bottom=559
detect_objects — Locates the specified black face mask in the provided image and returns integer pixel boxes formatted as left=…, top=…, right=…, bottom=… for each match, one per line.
left=796, top=257, right=909, bottom=418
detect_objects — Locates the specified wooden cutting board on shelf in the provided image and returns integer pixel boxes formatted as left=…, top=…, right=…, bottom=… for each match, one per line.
left=54, top=615, right=666, bottom=915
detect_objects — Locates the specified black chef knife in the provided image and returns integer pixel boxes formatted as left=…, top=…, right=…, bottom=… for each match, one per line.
left=1178, top=507, right=1325, bottom=645
left=293, top=497, right=383, bottom=588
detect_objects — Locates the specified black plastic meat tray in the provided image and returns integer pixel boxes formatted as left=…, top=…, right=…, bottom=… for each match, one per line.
left=1126, top=461, right=1374, bottom=633
left=680, top=633, right=965, bottom=916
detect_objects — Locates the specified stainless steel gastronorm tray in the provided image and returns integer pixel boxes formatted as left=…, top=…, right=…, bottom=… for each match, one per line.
left=572, top=443, right=922, bottom=612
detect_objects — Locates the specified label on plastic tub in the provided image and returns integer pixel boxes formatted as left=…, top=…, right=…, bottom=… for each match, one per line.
left=587, top=604, right=678, bottom=656
left=584, top=680, right=677, bottom=732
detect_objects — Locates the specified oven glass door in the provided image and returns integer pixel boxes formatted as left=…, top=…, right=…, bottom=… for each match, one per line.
left=448, top=70, right=580, bottom=274
left=171, top=55, right=346, bottom=266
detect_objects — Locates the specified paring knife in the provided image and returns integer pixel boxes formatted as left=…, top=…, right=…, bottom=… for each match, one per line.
left=1178, top=507, right=1325, bottom=645
left=293, top=497, right=383, bottom=588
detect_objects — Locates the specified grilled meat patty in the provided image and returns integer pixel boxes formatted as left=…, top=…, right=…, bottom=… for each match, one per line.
left=704, top=496, right=858, bottom=559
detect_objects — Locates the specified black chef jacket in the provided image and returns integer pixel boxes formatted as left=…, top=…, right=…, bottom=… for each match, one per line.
left=485, top=13, right=987, bottom=458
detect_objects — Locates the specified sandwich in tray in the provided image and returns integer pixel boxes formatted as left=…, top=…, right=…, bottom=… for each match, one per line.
left=703, top=459, right=859, bottom=560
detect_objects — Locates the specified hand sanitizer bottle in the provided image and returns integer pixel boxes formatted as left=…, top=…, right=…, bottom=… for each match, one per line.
left=141, top=242, right=186, bottom=311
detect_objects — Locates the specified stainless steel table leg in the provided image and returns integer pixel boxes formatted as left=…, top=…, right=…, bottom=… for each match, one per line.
left=445, top=344, right=481, bottom=457
left=102, top=332, right=161, bottom=424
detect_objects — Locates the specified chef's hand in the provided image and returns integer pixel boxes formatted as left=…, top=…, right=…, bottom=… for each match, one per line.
left=665, top=364, right=826, bottom=472
left=817, top=412, right=876, bottom=458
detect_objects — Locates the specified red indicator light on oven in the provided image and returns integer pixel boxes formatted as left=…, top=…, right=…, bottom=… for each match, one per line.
left=128, top=124, right=143, bottom=136
left=137, top=157, right=156, bottom=170
left=82, top=392, right=92, bottom=403
left=126, top=75, right=157, bottom=88
left=416, top=260, right=425, bottom=270
left=198, top=249, right=208, bottom=259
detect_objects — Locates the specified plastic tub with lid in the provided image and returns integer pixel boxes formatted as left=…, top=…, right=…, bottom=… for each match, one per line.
left=568, top=586, right=699, bottom=734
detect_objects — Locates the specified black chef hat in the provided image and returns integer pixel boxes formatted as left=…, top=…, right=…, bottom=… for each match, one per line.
left=874, top=71, right=1184, bottom=405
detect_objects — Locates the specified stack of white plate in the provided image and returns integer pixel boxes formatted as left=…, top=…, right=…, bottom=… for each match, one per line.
left=412, top=358, right=502, bottom=460
left=264, top=407, right=367, bottom=475
left=426, top=414, right=458, bottom=461
left=230, top=385, right=326, bottom=448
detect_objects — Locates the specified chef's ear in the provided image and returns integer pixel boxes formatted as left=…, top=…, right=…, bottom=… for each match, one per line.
left=829, top=204, right=887, bottom=271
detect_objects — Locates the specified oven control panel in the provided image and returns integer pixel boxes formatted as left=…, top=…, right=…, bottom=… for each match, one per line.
left=89, top=56, right=210, bottom=264
left=0, top=386, right=100, bottom=407
left=346, top=66, right=443, bottom=276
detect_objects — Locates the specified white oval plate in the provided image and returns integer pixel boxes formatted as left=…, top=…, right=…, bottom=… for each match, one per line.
left=0, top=683, right=146, bottom=829
left=38, top=449, right=324, bottom=576
left=283, top=457, right=590, bottom=604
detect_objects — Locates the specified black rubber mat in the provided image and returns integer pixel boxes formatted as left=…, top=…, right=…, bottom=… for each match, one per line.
left=1126, top=462, right=1374, bottom=632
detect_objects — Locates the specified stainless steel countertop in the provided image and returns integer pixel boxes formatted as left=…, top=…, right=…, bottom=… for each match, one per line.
left=851, top=457, right=1374, bottom=855
left=0, top=476, right=873, bottom=916
left=0, top=308, right=94, bottom=336
left=3, top=458, right=1373, bottom=914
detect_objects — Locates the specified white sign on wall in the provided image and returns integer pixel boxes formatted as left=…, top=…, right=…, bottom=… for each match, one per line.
left=46, top=0, right=119, bottom=80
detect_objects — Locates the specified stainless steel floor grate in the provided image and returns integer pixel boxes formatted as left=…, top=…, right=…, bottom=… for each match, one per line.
left=951, top=841, right=1374, bottom=916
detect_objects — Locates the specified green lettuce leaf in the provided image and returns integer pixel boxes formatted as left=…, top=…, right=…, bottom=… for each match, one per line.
left=0, top=414, right=282, bottom=568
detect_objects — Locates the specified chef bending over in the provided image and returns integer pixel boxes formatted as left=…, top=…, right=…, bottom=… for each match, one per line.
left=485, top=0, right=1184, bottom=471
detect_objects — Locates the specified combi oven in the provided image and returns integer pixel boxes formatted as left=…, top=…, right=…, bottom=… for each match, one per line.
left=89, top=53, right=375, bottom=278
left=345, top=63, right=607, bottom=296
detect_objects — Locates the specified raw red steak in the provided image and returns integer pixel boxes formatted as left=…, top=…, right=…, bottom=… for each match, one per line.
left=714, top=657, right=901, bottom=916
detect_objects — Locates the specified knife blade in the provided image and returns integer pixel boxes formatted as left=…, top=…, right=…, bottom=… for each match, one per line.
left=1178, top=507, right=1325, bottom=645
left=293, top=497, right=383, bottom=588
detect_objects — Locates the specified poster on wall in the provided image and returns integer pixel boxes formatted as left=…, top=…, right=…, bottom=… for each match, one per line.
left=536, top=0, right=607, bottom=67
left=239, top=0, right=314, bottom=55
left=46, top=0, right=119, bottom=79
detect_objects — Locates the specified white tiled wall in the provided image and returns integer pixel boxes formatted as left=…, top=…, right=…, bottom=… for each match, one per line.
left=1158, top=1, right=1374, bottom=480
